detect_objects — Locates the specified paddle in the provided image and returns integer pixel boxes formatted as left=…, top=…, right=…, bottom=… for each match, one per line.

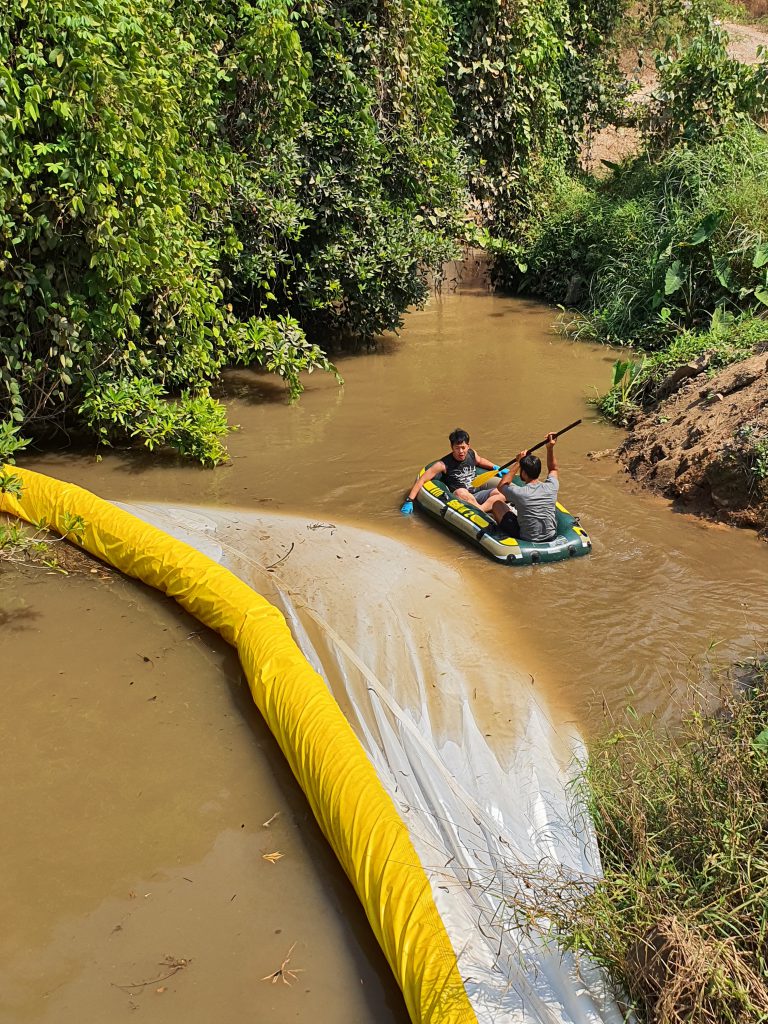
left=471, top=419, right=582, bottom=490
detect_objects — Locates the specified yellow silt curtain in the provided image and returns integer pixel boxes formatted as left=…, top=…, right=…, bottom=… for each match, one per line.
left=0, top=466, right=476, bottom=1024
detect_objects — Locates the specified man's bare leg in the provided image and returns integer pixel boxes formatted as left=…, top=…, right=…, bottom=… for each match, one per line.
left=478, top=488, right=503, bottom=512
left=489, top=498, right=510, bottom=524
left=453, top=487, right=483, bottom=508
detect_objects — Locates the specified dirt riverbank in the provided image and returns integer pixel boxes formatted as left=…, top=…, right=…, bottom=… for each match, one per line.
left=584, top=17, right=768, bottom=173
left=614, top=350, right=768, bottom=536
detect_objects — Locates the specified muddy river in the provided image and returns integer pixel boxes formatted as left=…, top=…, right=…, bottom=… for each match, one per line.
left=4, top=273, right=768, bottom=1022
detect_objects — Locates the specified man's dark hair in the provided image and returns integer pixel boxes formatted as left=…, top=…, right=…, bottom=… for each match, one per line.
left=449, top=428, right=470, bottom=445
left=520, top=453, right=541, bottom=479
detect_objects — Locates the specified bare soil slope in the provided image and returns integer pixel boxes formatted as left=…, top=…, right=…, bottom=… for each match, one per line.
left=584, top=19, right=768, bottom=173
left=617, top=351, right=768, bottom=535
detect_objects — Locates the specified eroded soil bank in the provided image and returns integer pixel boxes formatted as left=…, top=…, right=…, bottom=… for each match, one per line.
left=616, top=350, right=768, bottom=536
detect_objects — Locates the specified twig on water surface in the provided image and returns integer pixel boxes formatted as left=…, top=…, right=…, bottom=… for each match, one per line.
left=261, top=943, right=304, bottom=985
left=112, top=955, right=190, bottom=992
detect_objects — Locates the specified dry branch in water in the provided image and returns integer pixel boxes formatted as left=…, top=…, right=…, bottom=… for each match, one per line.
left=112, top=955, right=190, bottom=992
left=261, top=943, right=304, bottom=986
left=265, top=542, right=295, bottom=570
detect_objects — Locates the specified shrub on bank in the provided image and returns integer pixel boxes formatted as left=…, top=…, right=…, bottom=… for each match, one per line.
left=561, top=662, right=768, bottom=1024
left=503, top=124, right=768, bottom=348
left=0, top=0, right=463, bottom=464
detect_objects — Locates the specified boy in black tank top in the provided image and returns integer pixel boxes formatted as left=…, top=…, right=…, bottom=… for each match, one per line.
left=401, top=428, right=502, bottom=514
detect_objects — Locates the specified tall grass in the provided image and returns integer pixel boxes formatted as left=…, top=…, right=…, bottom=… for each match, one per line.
left=503, top=125, right=768, bottom=350
left=558, top=662, right=768, bottom=1024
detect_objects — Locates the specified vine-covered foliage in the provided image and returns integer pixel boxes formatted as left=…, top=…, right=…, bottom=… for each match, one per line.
left=495, top=0, right=768, bottom=371
left=442, top=0, right=627, bottom=245
left=0, top=0, right=463, bottom=462
left=257, top=0, right=464, bottom=342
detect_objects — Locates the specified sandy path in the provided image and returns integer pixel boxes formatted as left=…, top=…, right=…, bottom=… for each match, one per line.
left=584, top=19, right=768, bottom=172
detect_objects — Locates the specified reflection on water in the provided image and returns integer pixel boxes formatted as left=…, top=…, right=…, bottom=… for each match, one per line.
left=25, top=287, right=768, bottom=733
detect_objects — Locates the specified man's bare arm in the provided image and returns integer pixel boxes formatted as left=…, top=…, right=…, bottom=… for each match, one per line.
left=546, top=433, right=559, bottom=479
left=498, top=450, right=527, bottom=487
left=406, top=461, right=445, bottom=502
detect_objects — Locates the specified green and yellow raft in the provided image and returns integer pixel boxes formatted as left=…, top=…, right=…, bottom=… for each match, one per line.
left=414, top=464, right=592, bottom=566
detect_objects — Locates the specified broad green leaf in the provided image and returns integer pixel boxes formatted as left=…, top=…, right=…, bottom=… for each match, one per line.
left=664, top=261, right=685, bottom=296
left=611, top=359, right=632, bottom=387
left=712, top=254, right=733, bottom=290
left=688, top=210, right=724, bottom=245
left=711, top=305, right=734, bottom=331
left=753, top=243, right=768, bottom=269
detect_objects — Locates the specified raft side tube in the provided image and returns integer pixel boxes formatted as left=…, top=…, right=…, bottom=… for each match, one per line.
left=414, top=466, right=591, bottom=566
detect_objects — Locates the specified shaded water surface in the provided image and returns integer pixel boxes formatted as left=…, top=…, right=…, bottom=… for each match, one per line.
left=8, top=282, right=768, bottom=1021
left=0, top=569, right=409, bottom=1024
left=0, top=568, right=407, bottom=1024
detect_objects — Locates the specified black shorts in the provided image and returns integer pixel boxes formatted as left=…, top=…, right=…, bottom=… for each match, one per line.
left=499, top=511, right=556, bottom=543
left=499, top=510, right=521, bottom=538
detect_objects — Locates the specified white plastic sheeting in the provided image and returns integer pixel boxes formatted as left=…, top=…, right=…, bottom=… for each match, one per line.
left=120, top=502, right=627, bottom=1024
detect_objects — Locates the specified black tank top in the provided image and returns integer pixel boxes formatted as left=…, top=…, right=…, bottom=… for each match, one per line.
left=441, top=448, right=477, bottom=491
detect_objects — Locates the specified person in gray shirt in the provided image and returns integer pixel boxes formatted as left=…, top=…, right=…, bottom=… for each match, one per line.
left=480, top=432, right=560, bottom=542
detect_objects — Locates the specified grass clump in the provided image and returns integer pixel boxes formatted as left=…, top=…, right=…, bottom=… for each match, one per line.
left=561, top=663, right=768, bottom=1024
left=509, top=124, right=768, bottom=349
left=0, top=471, right=93, bottom=574
left=718, top=419, right=768, bottom=506
left=596, top=311, right=768, bottom=423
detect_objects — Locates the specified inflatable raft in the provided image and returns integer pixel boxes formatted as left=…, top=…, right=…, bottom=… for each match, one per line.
left=414, top=465, right=591, bottom=565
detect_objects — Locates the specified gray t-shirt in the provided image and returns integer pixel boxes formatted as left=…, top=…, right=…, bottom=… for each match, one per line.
left=502, top=477, right=559, bottom=542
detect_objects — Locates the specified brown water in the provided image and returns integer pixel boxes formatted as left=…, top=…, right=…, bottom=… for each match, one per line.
left=7, top=282, right=768, bottom=1022
left=0, top=567, right=407, bottom=1023
left=26, top=287, right=768, bottom=722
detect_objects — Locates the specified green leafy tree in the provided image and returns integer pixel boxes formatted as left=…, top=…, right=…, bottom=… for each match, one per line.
left=442, top=0, right=627, bottom=247
left=643, top=3, right=768, bottom=152
left=263, top=0, right=464, bottom=342
left=0, top=0, right=463, bottom=463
